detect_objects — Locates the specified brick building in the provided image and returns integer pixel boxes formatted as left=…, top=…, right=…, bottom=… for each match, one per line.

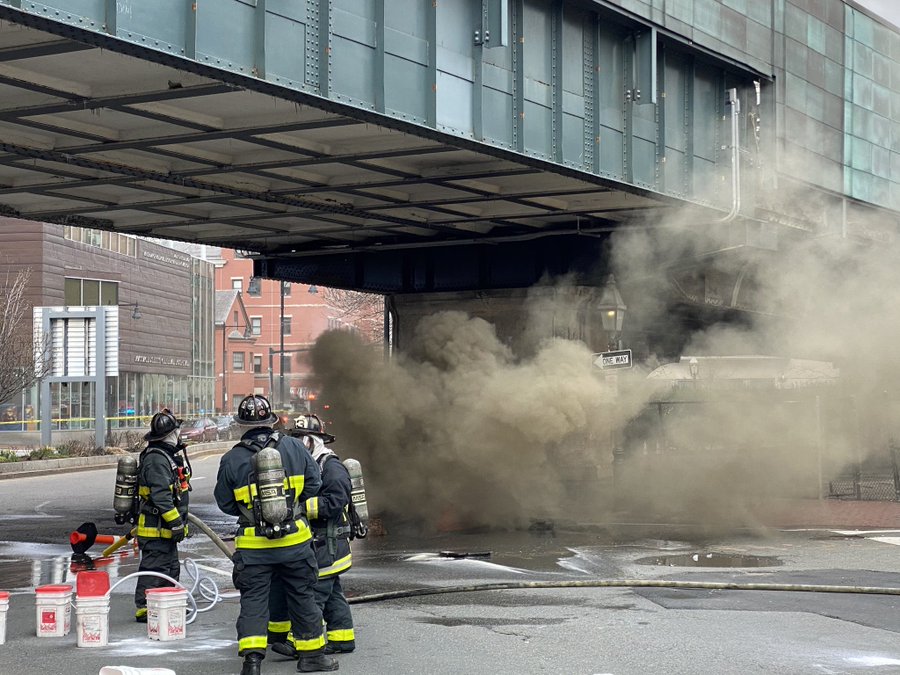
left=213, top=248, right=331, bottom=414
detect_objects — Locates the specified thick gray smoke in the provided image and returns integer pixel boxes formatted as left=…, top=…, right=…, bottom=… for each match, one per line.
left=609, top=204, right=900, bottom=527
left=309, top=308, right=649, bottom=532
left=308, top=186, right=900, bottom=534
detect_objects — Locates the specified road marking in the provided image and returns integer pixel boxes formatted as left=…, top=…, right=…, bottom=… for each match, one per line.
left=870, top=537, right=900, bottom=547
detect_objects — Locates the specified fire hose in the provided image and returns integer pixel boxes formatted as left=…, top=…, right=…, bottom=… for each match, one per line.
left=346, top=578, right=900, bottom=604
left=89, top=516, right=900, bottom=608
left=174, top=518, right=900, bottom=605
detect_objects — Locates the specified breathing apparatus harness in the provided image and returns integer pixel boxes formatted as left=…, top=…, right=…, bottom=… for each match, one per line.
left=235, top=431, right=298, bottom=540
left=113, top=442, right=191, bottom=525
left=308, top=437, right=368, bottom=544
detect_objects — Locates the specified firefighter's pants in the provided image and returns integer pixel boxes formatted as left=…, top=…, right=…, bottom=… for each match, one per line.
left=314, top=574, right=355, bottom=649
left=134, top=538, right=180, bottom=609
left=233, top=548, right=325, bottom=656
left=270, top=572, right=355, bottom=650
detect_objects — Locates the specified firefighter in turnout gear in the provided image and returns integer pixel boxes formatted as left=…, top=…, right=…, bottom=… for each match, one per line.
left=214, top=395, right=338, bottom=675
left=133, top=409, right=191, bottom=623
left=269, top=429, right=355, bottom=657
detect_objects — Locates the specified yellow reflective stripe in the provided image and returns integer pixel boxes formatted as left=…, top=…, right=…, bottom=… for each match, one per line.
left=327, top=629, right=355, bottom=642
left=235, top=523, right=312, bottom=550
left=287, top=474, right=304, bottom=495
left=318, top=553, right=352, bottom=578
left=305, top=497, right=319, bottom=521
left=239, top=635, right=268, bottom=652
left=136, top=526, right=171, bottom=538
left=161, top=508, right=180, bottom=523
left=138, top=486, right=151, bottom=497
left=290, top=632, right=325, bottom=652
left=268, top=620, right=291, bottom=633
left=233, top=485, right=251, bottom=504
left=136, top=513, right=172, bottom=539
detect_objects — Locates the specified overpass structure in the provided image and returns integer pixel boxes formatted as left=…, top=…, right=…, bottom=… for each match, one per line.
left=0, top=1, right=897, bottom=341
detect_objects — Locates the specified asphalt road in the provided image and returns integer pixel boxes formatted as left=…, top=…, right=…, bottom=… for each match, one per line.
left=2, top=458, right=900, bottom=674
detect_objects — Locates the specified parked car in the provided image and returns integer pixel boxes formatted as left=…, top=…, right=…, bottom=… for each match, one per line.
left=214, top=415, right=238, bottom=441
left=180, top=417, right=219, bottom=443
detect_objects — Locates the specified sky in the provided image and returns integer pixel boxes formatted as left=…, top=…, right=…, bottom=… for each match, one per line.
left=854, top=0, right=900, bottom=29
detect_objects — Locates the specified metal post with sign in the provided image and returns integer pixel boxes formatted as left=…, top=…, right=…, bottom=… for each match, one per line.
left=592, top=349, right=633, bottom=370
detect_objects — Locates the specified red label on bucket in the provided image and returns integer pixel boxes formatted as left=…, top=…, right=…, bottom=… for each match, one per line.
left=40, top=609, right=56, bottom=628
left=0, top=591, right=9, bottom=600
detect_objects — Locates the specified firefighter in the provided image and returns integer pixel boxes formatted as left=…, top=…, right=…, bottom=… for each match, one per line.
left=214, top=394, right=338, bottom=675
left=133, top=409, right=191, bottom=623
left=269, top=429, right=355, bottom=657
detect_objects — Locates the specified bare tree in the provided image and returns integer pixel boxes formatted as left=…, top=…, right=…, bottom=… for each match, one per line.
left=321, top=287, right=384, bottom=345
left=0, top=268, right=48, bottom=405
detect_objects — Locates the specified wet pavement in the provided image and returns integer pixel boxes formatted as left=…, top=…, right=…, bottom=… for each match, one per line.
left=2, top=461, right=900, bottom=674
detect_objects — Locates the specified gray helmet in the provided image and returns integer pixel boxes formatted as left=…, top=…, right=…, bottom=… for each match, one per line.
left=144, top=409, right=182, bottom=441
left=236, top=395, right=278, bottom=426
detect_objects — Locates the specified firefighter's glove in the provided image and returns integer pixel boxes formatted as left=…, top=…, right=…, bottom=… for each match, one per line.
left=169, top=519, right=187, bottom=543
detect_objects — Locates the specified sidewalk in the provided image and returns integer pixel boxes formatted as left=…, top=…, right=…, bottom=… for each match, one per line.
left=758, top=497, right=900, bottom=529
left=0, top=441, right=230, bottom=480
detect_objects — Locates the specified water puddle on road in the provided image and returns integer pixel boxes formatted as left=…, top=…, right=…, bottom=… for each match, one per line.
left=635, top=552, right=783, bottom=568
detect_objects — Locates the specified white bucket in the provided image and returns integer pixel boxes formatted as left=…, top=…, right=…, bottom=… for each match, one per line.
left=34, top=584, right=73, bottom=637
left=146, top=588, right=188, bottom=642
left=0, top=591, right=9, bottom=645
left=75, top=595, right=110, bottom=648
left=98, top=668, right=177, bottom=675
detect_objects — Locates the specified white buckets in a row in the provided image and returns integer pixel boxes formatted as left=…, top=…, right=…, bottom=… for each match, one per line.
left=23, top=571, right=187, bottom=647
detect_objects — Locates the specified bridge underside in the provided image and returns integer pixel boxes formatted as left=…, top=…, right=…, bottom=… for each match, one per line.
left=0, top=12, right=691, bottom=292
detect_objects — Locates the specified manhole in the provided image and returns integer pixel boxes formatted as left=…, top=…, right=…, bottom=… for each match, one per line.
left=635, top=552, right=783, bottom=567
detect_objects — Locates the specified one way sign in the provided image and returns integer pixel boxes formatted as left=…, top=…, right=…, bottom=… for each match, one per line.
left=592, top=349, right=633, bottom=370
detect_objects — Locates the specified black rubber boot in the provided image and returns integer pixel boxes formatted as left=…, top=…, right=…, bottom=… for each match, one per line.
left=297, top=653, right=339, bottom=672
left=241, top=652, right=264, bottom=675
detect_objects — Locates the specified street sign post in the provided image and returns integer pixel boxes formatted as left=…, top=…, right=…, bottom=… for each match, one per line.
left=593, top=349, right=633, bottom=370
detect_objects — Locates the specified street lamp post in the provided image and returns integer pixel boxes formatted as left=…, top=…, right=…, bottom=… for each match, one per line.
left=597, top=275, right=627, bottom=351
left=279, top=281, right=285, bottom=410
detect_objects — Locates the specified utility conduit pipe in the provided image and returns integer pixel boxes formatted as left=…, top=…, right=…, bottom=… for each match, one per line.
left=716, top=87, right=741, bottom=223
left=347, top=578, right=900, bottom=605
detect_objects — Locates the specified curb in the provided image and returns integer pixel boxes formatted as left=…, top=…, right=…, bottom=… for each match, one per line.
left=0, top=442, right=231, bottom=480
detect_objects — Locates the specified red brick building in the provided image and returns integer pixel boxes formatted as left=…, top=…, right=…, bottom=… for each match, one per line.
left=214, top=248, right=330, bottom=414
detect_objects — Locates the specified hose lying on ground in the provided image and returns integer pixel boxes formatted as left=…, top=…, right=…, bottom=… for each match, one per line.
left=347, top=578, right=900, bottom=604
left=179, top=515, right=900, bottom=605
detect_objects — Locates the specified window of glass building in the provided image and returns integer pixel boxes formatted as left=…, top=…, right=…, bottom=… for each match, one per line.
left=232, top=352, right=245, bottom=371
left=64, top=277, right=119, bottom=306
left=250, top=317, right=261, bottom=336
left=281, top=316, right=292, bottom=336
left=64, top=226, right=137, bottom=257
left=253, top=354, right=262, bottom=374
